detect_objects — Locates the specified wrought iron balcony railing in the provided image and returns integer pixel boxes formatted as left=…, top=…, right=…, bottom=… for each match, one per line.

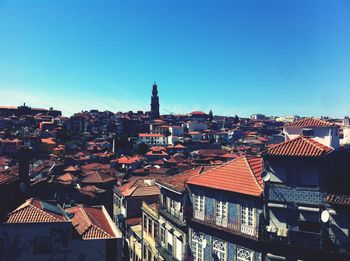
left=158, top=203, right=186, bottom=227
left=192, top=210, right=259, bottom=239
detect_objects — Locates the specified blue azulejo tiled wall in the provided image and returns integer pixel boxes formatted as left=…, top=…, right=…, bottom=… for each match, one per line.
left=267, top=184, right=325, bottom=205
left=192, top=231, right=262, bottom=261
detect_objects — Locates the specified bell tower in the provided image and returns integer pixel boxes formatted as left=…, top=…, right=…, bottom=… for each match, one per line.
left=150, top=82, right=160, bottom=119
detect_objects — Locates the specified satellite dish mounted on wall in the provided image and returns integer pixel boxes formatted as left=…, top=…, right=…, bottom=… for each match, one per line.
left=321, top=210, right=330, bottom=223
left=261, top=170, right=270, bottom=182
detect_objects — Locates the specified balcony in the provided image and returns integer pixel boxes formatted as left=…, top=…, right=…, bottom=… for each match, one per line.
left=327, top=235, right=350, bottom=255
left=262, top=227, right=324, bottom=249
left=289, top=230, right=323, bottom=248
left=156, top=240, right=192, bottom=261
left=155, top=241, right=177, bottom=261
left=158, top=204, right=186, bottom=227
left=192, top=212, right=259, bottom=239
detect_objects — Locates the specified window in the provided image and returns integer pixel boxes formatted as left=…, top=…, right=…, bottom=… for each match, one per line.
left=160, top=225, right=166, bottom=244
left=194, top=193, right=205, bottom=212
left=193, top=193, right=205, bottom=220
left=237, top=247, right=254, bottom=261
left=302, top=128, right=314, bottom=137
left=241, top=203, right=254, bottom=226
left=34, top=236, right=52, bottom=254
left=192, top=232, right=204, bottom=261
left=170, top=198, right=176, bottom=210
left=143, top=216, right=148, bottom=231
left=212, top=239, right=226, bottom=261
left=167, top=230, right=173, bottom=254
left=175, top=235, right=183, bottom=260
left=215, top=197, right=228, bottom=226
left=148, top=219, right=153, bottom=235
left=154, top=222, right=158, bottom=240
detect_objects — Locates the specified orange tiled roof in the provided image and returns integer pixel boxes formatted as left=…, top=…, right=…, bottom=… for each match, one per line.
left=117, top=176, right=161, bottom=197
left=157, top=166, right=215, bottom=193
left=187, top=156, right=263, bottom=196
left=325, top=194, right=350, bottom=206
left=81, top=163, right=109, bottom=172
left=189, top=111, right=207, bottom=115
left=286, top=117, right=333, bottom=127
left=116, top=156, right=142, bottom=164
left=267, top=136, right=333, bottom=157
left=0, top=170, right=18, bottom=185
left=66, top=205, right=117, bottom=239
left=64, top=165, right=80, bottom=172
left=139, top=133, right=164, bottom=137
left=174, top=143, right=186, bottom=148
left=82, top=171, right=116, bottom=184
left=41, top=138, right=57, bottom=145
left=7, top=199, right=67, bottom=223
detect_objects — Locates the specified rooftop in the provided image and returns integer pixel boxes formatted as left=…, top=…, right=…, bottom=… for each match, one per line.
left=266, top=136, right=333, bottom=157
left=156, top=166, right=215, bottom=193
left=285, top=117, right=334, bottom=127
left=187, top=156, right=263, bottom=196
left=7, top=198, right=68, bottom=223
left=66, top=205, right=120, bottom=239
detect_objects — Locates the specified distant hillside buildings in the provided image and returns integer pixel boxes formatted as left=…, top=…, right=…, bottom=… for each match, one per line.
left=0, top=103, right=61, bottom=117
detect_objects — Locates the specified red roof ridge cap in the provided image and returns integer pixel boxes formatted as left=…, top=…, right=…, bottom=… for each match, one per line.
left=10, top=198, right=34, bottom=214
left=244, top=156, right=264, bottom=192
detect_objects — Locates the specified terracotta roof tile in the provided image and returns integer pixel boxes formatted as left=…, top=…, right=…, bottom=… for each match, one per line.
left=66, top=205, right=118, bottom=239
left=157, top=166, right=215, bottom=193
left=0, top=170, right=18, bottom=185
left=325, top=194, right=350, bottom=206
left=81, top=171, right=116, bottom=184
left=267, top=136, right=333, bottom=157
left=115, top=156, right=143, bottom=164
left=7, top=199, right=67, bottom=223
left=187, top=156, right=263, bottom=196
left=286, top=117, right=333, bottom=127
left=139, top=133, right=164, bottom=137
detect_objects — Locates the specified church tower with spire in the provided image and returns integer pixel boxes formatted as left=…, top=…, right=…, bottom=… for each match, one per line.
left=150, top=82, right=160, bottom=119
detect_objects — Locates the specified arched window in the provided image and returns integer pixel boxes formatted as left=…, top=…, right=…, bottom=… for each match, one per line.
left=237, top=247, right=254, bottom=261
left=191, top=232, right=204, bottom=261
left=212, top=239, right=226, bottom=261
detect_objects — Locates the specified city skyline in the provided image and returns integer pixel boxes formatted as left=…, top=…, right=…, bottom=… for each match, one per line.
left=1, top=0, right=350, bottom=117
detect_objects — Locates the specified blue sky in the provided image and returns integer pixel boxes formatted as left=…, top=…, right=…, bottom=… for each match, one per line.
left=0, top=0, right=349, bottom=117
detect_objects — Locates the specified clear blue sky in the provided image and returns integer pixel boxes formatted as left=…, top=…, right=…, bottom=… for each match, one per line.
left=1, top=0, right=349, bottom=117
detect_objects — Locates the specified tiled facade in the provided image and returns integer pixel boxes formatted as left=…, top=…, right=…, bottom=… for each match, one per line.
left=188, top=186, right=263, bottom=261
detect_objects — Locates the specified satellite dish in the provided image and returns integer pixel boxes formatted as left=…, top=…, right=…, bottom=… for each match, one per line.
left=261, top=170, right=270, bottom=182
left=321, top=210, right=330, bottom=223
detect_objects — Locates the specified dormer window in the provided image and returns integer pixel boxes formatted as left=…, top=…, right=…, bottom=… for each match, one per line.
left=302, top=128, right=314, bottom=137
